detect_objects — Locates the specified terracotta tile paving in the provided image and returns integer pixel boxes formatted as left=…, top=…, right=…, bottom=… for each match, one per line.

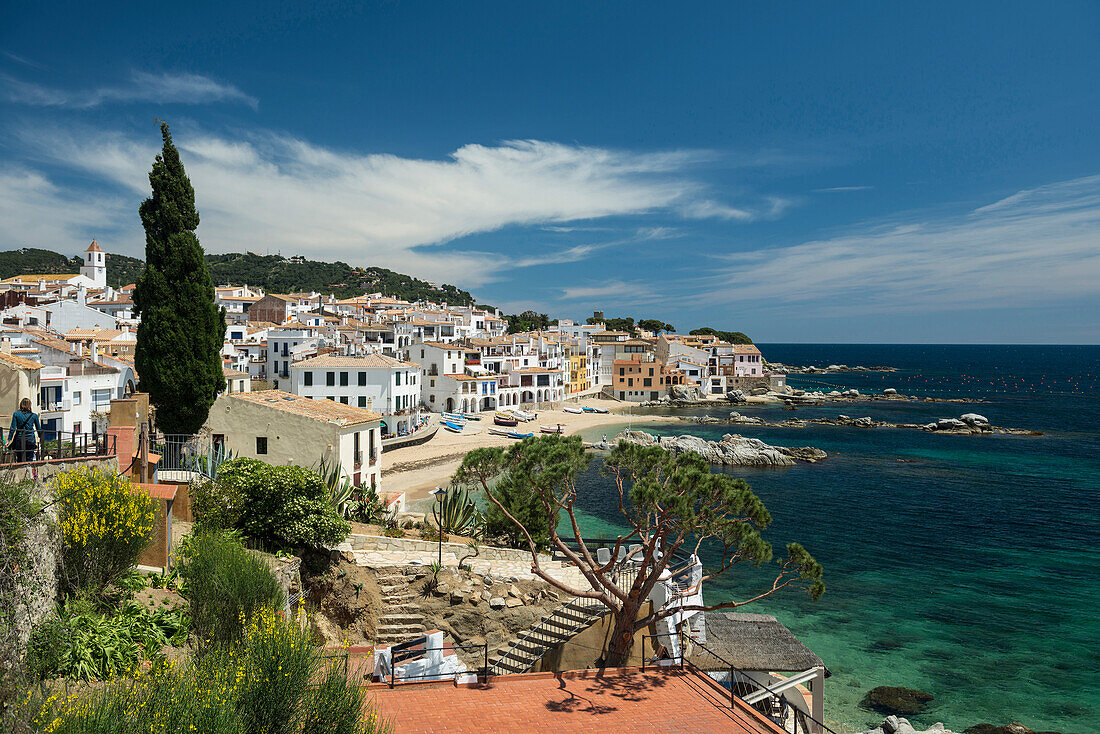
left=367, top=667, right=786, bottom=733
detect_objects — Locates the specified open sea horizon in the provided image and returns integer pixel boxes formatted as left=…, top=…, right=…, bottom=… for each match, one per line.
left=574, top=344, right=1099, bottom=733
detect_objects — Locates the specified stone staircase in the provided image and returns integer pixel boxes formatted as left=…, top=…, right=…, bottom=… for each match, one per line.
left=374, top=569, right=426, bottom=646
left=488, top=598, right=605, bottom=675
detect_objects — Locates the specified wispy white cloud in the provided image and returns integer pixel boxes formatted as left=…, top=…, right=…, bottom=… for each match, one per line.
left=2, top=71, right=257, bottom=109
left=2, top=51, right=45, bottom=70
left=681, top=195, right=795, bottom=221
left=559, top=280, right=659, bottom=304
left=3, top=125, right=758, bottom=286
left=813, top=185, right=873, bottom=193
left=699, top=174, right=1100, bottom=313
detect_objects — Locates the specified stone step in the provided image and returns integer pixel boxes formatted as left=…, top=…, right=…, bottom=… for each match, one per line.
left=376, top=623, right=425, bottom=634
left=377, top=614, right=424, bottom=625
left=379, top=584, right=409, bottom=594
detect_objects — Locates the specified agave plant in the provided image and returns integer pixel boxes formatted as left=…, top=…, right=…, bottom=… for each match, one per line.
left=315, top=456, right=355, bottom=518
left=434, top=485, right=484, bottom=537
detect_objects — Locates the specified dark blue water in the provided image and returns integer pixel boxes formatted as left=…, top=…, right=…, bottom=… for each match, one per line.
left=574, top=345, right=1100, bottom=733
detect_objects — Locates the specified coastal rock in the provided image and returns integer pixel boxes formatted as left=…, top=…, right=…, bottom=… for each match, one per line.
left=828, top=390, right=842, bottom=397
left=884, top=388, right=898, bottom=395
left=860, top=686, right=934, bottom=716
left=748, top=387, right=769, bottom=396
left=777, top=446, right=828, bottom=463
left=858, top=717, right=957, bottom=734
left=728, top=411, right=764, bottom=425
left=726, top=389, right=746, bottom=403
left=670, top=384, right=705, bottom=402
left=963, top=723, right=1060, bottom=734
left=614, top=429, right=825, bottom=466
left=489, top=597, right=506, bottom=610
left=960, top=413, right=989, bottom=426
left=853, top=416, right=875, bottom=427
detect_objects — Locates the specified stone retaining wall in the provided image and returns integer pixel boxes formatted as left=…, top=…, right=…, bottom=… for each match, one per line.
left=347, top=533, right=551, bottom=565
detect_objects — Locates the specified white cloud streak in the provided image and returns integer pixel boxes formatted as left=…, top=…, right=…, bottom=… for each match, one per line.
left=2, top=125, right=750, bottom=286
left=2, top=71, right=257, bottom=108
left=700, top=175, right=1100, bottom=313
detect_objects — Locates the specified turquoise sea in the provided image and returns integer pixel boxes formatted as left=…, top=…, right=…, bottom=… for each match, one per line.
left=573, top=345, right=1099, bottom=733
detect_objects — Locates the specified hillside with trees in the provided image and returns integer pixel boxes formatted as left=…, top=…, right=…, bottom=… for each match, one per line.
left=0, top=248, right=475, bottom=304
left=690, top=326, right=753, bottom=344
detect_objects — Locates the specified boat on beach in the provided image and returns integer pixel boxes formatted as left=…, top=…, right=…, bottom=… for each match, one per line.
left=582, top=406, right=608, bottom=414
left=489, top=427, right=533, bottom=439
left=442, top=420, right=464, bottom=433
left=539, top=424, right=564, bottom=434
left=511, top=409, right=536, bottom=421
left=441, top=412, right=467, bottom=424
left=461, top=413, right=482, bottom=420
left=563, top=406, right=584, bottom=414
left=494, top=413, right=519, bottom=427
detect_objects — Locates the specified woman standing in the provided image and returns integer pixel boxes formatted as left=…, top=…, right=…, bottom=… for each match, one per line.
left=7, top=398, right=43, bottom=463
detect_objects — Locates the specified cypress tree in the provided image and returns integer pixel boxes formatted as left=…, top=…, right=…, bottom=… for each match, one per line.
left=133, top=122, right=225, bottom=435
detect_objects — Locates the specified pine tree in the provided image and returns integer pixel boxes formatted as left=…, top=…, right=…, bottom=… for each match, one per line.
left=133, top=122, right=225, bottom=435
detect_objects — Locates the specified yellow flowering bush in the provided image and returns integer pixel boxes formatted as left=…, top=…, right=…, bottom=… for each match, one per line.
left=54, top=467, right=156, bottom=593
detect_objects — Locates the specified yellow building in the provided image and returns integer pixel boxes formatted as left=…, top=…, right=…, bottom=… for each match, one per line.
left=568, top=351, right=589, bottom=394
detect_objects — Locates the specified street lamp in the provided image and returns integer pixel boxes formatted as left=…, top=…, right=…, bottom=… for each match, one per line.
left=430, top=486, right=447, bottom=566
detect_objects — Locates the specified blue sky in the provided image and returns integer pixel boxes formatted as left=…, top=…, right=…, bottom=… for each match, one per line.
left=3, top=2, right=1099, bottom=343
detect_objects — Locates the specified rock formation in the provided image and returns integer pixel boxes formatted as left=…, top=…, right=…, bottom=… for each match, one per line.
left=613, top=429, right=826, bottom=466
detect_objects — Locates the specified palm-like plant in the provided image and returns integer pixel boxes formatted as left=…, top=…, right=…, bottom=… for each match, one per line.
left=315, top=456, right=355, bottom=518
left=435, top=485, right=484, bottom=537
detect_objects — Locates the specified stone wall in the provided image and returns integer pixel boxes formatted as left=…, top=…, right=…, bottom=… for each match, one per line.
left=347, top=534, right=552, bottom=565
left=4, top=481, right=59, bottom=663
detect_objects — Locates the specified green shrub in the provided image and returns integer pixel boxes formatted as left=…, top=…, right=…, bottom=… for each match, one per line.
left=20, top=608, right=389, bottom=734
left=483, top=473, right=552, bottom=551
left=53, top=467, right=156, bottom=594
left=177, top=531, right=285, bottom=647
left=189, top=475, right=243, bottom=532
left=202, top=458, right=349, bottom=548
left=25, top=599, right=188, bottom=681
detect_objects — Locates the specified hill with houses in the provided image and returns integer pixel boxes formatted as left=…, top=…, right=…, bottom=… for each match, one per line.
left=0, top=248, right=476, bottom=304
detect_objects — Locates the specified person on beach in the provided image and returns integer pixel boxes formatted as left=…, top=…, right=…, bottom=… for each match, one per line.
left=7, top=398, right=44, bottom=463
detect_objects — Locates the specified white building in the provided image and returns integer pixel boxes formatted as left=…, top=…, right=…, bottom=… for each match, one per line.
left=267, top=328, right=318, bottom=388
left=203, top=390, right=383, bottom=489
left=289, top=353, right=422, bottom=436
left=79, top=240, right=107, bottom=290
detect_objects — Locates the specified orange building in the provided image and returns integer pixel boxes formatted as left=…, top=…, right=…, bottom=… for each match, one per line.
left=612, top=355, right=680, bottom=401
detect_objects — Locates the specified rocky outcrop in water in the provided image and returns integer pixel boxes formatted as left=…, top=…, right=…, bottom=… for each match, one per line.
left=963, top=723, right=1062, bottom=734
left=857, top=716, right=958, bottom=734
left=678, top=412, right=1042, bottom=436
left=860, top=686, right=934, bottom=716
left=766, top=362, right=898, bottom=374
left=613, top=429, right=825, bottom=466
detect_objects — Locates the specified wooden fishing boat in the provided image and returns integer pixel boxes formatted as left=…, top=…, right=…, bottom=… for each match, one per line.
left=507, top=431, right=534, bottom=439
left=494, top=414, right=519, bottom=427
left=441, top=412, right=467, bottom=424
left=488, top=427, right=512, bottom=436
left=581, top=406, right=608, bottom=414
left=442, top=420, right=464, bottom=433
left=511, top=410, right=535, bottom=421
left=461, top=413, right=481, bottom=420
left=539, top=424, right=564, bottom=434
left=562, top=406, right=584, bottom=414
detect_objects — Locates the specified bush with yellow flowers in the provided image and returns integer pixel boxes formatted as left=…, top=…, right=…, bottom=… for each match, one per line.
left=19, top=608, right=390, bottom=734
left=53, top=467, right=156, bottom=594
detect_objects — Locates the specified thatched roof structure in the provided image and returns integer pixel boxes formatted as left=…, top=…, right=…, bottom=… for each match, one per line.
left=689, top=613, right=824, bottom=673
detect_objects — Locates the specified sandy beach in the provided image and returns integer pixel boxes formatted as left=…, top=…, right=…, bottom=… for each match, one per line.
left=383, top=397, right=671, bottom=508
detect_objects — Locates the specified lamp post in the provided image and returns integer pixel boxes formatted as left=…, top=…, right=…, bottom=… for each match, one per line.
left=430, top=486, right=446, bottom=566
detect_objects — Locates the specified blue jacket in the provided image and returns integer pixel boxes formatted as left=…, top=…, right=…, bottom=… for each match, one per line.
left=9, top=410, right=41, bottom=444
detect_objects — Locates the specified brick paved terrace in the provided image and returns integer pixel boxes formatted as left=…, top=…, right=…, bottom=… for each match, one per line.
left=367, top=666, right=787, bottom=733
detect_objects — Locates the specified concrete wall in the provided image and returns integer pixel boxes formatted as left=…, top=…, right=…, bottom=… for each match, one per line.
left=0, top=362, right=40, bottom=417
left=533, top=601, right=661, bottom=672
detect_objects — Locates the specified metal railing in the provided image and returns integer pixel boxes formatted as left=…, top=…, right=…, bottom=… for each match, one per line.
left=378, top=639, right=489, bottom=688
left=0, top=431, right=115, bottom=466
left=641, top=633, right=838, bottom=734
left=151, top=434, right=234, bottom=480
